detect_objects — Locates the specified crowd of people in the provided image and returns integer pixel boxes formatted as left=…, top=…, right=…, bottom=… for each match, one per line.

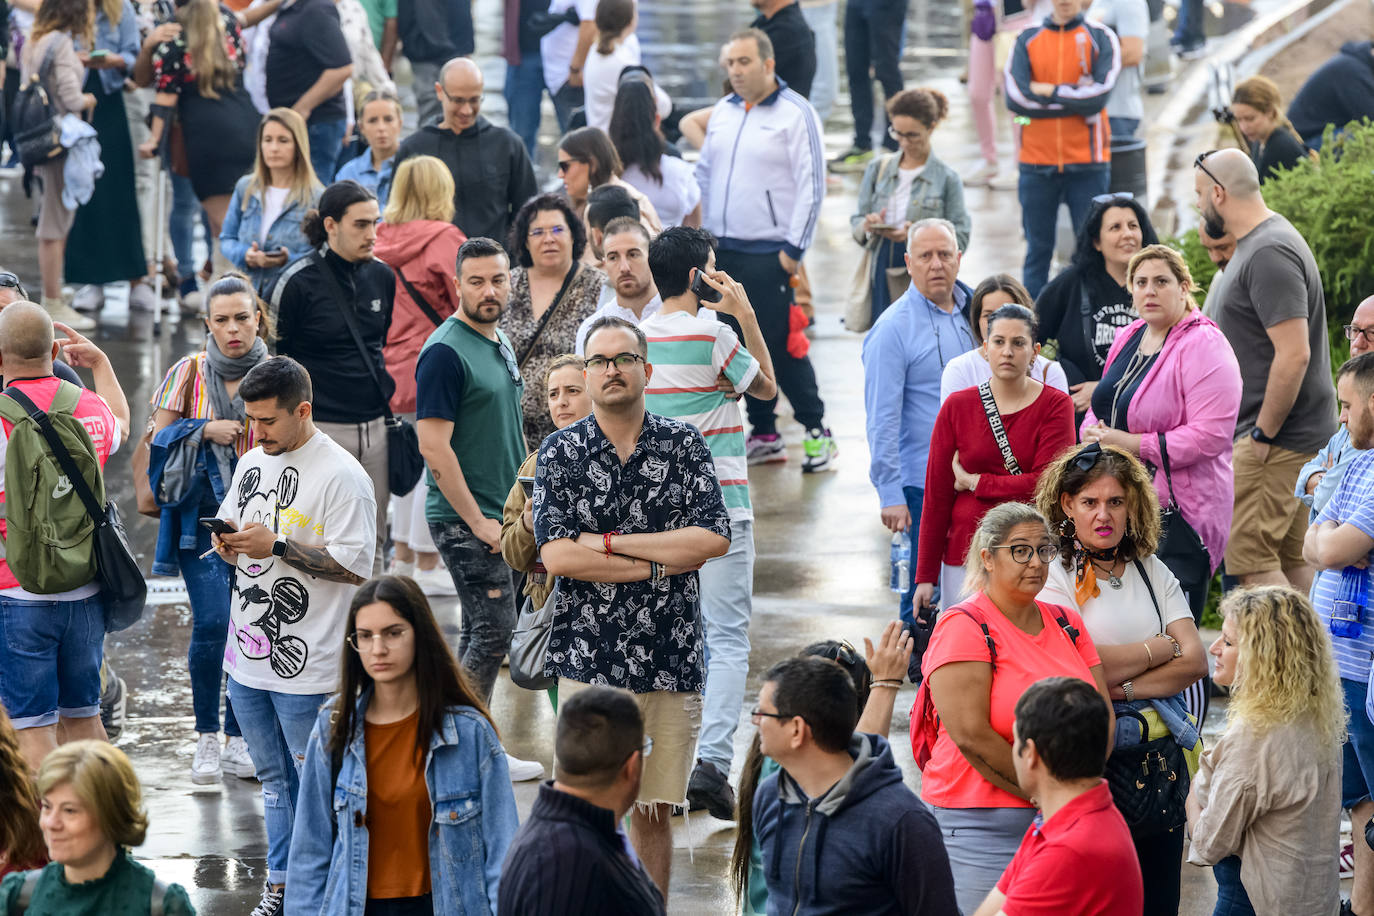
left=0, top=0, right=1372, bottom=914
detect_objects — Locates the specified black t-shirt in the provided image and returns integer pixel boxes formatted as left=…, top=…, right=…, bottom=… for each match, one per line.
left=265, top=0, right=351, bottom=125
left=1250, top=129, right=1307, bottom=183
left=1090, top=324, right=1157, bottom=429
left=752, top=2, right=816, bottom=98
left=1035, top=264, right=1135, bottom=387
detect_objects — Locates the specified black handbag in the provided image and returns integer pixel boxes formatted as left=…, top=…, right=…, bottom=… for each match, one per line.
left=5, top=389, right=147, bottom=632
left=314, top=253, right=425, bottom=497
left=1152, top=433, right=1211, bottom=601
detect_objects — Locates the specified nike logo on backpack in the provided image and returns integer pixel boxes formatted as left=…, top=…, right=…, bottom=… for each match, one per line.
left=52, top=476, right=72, bottom=499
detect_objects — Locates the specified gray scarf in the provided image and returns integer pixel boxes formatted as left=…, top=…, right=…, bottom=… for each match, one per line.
left=202, top=336, right=268, bottom=489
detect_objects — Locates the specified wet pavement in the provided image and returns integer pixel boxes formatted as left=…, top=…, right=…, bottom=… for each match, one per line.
left=0, top=0, right=1327, bottom=911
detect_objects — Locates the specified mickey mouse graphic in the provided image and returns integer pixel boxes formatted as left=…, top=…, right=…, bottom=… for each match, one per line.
left=231, top=465, right=311, bottom=679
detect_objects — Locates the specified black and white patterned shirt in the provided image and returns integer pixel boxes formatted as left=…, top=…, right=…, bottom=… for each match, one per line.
left=533, top=411, right=730, bottom=693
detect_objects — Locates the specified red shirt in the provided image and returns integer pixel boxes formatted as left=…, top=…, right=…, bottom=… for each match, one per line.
left=919, top=592, right=1101, bottom=809
left=915, top=384, right=1074, bottom=584
left=998, top=781, right=1143, bottom=916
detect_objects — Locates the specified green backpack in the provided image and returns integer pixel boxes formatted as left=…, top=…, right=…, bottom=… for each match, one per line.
left=0, top=382, right=103, bottom=593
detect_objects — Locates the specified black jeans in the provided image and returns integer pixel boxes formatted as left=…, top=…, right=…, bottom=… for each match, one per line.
left=430, top=518, right=519, bottom=703
left=365, top=895, right=433, bottom=916
left=1133, top=824, right=1184, bottom=915
left=713, top=248, right=826, bottom=435
left=844, top=0, right=909, bottom=150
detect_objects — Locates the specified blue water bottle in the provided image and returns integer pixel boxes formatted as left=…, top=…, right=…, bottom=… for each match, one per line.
left=889, top=530, right=911, bottom=594
left=1330, top=565, right=1368, bottom=639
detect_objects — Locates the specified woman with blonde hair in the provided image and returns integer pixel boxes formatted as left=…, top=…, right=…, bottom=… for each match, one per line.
left=374, top=155, right=466, bottom=596
left=140, top=0, right=259, bottom=263
left=0, top=741, right=195, bottom=913
left=220, top=108, right=324, bottom=293
left=1230, top=76, right=1311, bottom=182
left=1187, top=586, right=1345, bottom=915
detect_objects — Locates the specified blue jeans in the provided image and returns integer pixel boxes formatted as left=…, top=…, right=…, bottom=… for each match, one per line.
left=1109, top=116, right=1140, bottom=139
left=226, top=678, right=329, bottom=884
left=1018, top=164, right=1110, bottom=298
left=307, top=118, right=347, bottom=184
left=430, top=518, right=519, bottom=703
left=0, top=593, right=105, bottom=729
left=898, top=485, right=927, bottom=627
left=1173, top=0, right=1206, bottom=47
left=504, top=53, right=547, bottom=160
left=801, top=1, right=839, bottom=123
left=169, top=171, right=200, bottom=283
left=180, top=542, right=239, bottom=737
left=1211, top=856, right=1256, bottom=916
left=696, top=519, right=755, bottom=773
left=1341, top=676, right=1374, bottom=807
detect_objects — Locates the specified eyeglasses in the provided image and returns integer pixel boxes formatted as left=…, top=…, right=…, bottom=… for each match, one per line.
left=556, top=158, right=585, bottom=174
left=989, top=543, right=1059, bottom=565
left=0, top=271, right=27, bottom=299
left=528, top=226, right=567, bottom=239
left=346, top=626, right=412, bottom=653
left=751, top=708, right=796, bottom=724
left=1071, top=441, right=1104, bottom=472
left=584, top=353, right=644, bottom=373
left=887, top=125, right=925, bottom=142
left=497, top=340, right=522, bottom=385
left=1194, top=150, right=1226, bottom=192
left=1092, top=191, right=1134, bottom=205
left=1345, top=325, right=1374, bottom=344
left=440, top=88, right=482, bottom=110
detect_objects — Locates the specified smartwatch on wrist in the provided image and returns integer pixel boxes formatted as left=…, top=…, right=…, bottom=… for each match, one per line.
left=272, top=534, right=287, bottom=557
left=1250, top=425, right=1277, bottom=445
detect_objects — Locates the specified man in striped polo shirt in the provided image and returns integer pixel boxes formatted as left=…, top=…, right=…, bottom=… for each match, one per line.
left=641, top=227, right=777, bottom=819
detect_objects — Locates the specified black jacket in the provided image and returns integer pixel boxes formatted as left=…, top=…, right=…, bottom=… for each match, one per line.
left=268, top=248, right=395, bottom=424
left=396, top=0, right=473, bottom=64
left=1035, top=261, right=1135, bottom=388
left=752, top=2, right=816, bottom=98
left=499, top=782, right=665, bottom=916
left=1289, top=41, right=1374, bottom=145
left=394, top=117, right=538, bottom=249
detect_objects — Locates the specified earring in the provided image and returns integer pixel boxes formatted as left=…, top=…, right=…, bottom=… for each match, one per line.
left=1058, top=517, right=1076, bottom=539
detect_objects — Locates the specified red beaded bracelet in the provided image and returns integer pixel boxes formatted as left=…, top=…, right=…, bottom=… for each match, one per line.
left=603, top=532, right=615, bottom=557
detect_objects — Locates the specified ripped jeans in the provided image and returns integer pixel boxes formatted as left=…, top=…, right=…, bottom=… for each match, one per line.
left=430, top=518, right=519, bottom=703
left=226, top=677, right=329, bottom=885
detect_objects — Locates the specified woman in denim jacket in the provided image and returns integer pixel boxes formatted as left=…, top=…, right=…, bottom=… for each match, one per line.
left=850, top=88, right=971, bottom=322
left=286, top=576, right=519, bottom=916
left=221, top=108, right=323, bottom=294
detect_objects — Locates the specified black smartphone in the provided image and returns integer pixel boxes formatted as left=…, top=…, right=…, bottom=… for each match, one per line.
left=518, top=476, right=536, bottom=496
left=689, top=269, right=723, bottom=304
left=199, top=517, right=236, bottom=535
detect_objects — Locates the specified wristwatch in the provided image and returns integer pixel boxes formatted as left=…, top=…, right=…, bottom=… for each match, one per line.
left=1122, top=680, right=1135, bottom=701
left=1250, top=425, right=1277, bottom=445
left=272, top=534, right=288, bottom=558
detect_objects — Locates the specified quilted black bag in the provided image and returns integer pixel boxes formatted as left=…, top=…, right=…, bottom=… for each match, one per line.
left=1105, top=706, right=1190, bottom=835
left=12, top=40, right=65, bottom=168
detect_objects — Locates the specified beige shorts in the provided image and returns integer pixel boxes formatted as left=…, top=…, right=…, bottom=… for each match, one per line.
left=1224, top=436, right=1314, bottom=576
left=36, top=162, right=75, bottom=241
left=559, top=680, right=702, bottom=807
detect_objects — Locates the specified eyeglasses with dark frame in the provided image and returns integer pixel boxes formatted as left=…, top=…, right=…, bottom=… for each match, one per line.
left=1345, top=325, right=1374, bottom=344
left=750, top=708, right=797, bottom=723
left=440, top=87, right=482, bottom=110
left=0, top=271, right=27, bottom=299
left=989, top=543, right=1059, bottom=565
left=1194, top=150, right=1226, bottom=192
left=584, top=352, right=645, bottom=373
left=887, top=124, right=925, bottom=143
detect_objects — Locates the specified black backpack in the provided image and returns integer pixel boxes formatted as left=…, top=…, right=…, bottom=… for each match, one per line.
left=13, top=38, right=66, bottom=169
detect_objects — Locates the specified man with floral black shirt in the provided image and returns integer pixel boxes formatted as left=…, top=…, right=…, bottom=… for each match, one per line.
left=534, top=316, right=731, bottom=902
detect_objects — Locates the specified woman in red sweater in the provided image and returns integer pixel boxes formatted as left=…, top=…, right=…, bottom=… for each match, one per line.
left=915, top=304, right=1075, bottom=610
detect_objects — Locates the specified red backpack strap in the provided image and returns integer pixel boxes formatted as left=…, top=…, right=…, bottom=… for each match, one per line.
left=909, top=602, right=999, bottom=770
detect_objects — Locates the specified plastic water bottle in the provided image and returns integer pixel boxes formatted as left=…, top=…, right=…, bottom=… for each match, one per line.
left=889, top=530, right=911, bottom=594
left=1330, top=565, right=1369, bottom=639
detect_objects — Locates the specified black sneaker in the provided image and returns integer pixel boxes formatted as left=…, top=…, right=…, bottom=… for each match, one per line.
left=99, top=664, right=127, bottom=741
left=249, top=881, right=284, bottom=916
left=685, top=759, right=737, bottom=821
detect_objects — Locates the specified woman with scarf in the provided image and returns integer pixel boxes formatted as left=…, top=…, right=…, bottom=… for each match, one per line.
left=1035, top=442, right=1209, bottom=916
left=148, top=273, right=272, bottom=786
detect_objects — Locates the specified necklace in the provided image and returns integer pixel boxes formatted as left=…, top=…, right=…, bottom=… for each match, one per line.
left=1089, top=557, right=1123, bottom=589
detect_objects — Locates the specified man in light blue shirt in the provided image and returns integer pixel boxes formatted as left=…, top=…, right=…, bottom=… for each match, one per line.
left=862, top=218, right=975, bottom=625
left=1297, top=295, right=1374, bottom=520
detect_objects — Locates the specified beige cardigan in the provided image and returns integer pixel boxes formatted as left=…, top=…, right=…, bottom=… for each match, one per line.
left=20, top=31, right=87, bottom=116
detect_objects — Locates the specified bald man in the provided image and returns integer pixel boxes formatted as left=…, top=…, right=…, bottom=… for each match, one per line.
left=0, top=303, right=131, bottom=771
left=1194, top=148, right=1335, bottom=592
left=394, top=57, right=538, bottom=245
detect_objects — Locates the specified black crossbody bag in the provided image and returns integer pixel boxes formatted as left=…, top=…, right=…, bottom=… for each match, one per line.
left=1152, top=433, right=1211, bottom=605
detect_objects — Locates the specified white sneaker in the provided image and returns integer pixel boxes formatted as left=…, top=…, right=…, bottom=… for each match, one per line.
left=505, top=753, right=545, bottom=782
left=70, top=284, right=105, bottom=313
left=963, top=161, right=998, bottom=187
left=389, top=559, right=415, bottom=579
left=221, top=736, right=257, bottom=779
left=414, top=564, right=457, bottom=597
left=191, top=732, right=221, bottom=785
left=128, top=281, right=158, bottom=312
left=42, top=297, right=97, bottom=332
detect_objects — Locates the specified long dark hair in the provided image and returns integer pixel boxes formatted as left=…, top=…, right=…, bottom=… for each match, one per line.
left=329, top=576, right=494, bottom=762
left=608, top=78, right=666, bottom=184
left=1069, top=196, right=1159, bottom=276
left=730, top=640, right=872, bottom=904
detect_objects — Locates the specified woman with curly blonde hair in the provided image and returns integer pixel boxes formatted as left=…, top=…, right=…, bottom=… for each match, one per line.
left=1036, top=441, right=1208, bottom=916
left=1187, top=586, right=1344, bottom=915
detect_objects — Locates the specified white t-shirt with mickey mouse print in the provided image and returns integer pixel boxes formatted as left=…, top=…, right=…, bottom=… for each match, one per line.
left=217, top=429, right=376, bottom=695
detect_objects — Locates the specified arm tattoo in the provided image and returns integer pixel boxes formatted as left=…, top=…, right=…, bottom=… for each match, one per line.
left=971, top=751, right=1020, bottom=790
left=282, top=540, right=366, bottom=585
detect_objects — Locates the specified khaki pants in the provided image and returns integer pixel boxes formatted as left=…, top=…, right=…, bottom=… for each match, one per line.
left=314, top=417, right=388, bottom=576
left=1224, top=436, right=1313, bottom=576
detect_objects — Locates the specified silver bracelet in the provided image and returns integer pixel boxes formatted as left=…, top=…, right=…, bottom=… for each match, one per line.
left=1122, top=679, right=1135, bottom=701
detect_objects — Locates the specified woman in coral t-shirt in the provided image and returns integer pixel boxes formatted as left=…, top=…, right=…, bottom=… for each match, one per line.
left=919, top=502, right=1111, bottom=915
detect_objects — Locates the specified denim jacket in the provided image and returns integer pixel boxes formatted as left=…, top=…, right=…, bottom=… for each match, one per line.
left=149, top=417, right=229, bottom=576
left=285, top=693, right=519, bottom=916
left=220, top=175, right=322, bottom=294
left=849, top=152, right=971, bottom=253
left=79, top=1, right=139, bottom=95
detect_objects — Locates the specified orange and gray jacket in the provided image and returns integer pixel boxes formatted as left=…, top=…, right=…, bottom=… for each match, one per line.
left=1004, top=14, right=1121, bottom=168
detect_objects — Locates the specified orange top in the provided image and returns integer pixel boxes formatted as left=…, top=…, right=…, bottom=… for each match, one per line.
left=365, top=710, right=432, bottom=898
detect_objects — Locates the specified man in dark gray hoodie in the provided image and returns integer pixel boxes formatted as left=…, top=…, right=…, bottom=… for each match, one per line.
left=753, top=656, right=958, bottom=915
left=1287, top=41, right=1374, bottom=150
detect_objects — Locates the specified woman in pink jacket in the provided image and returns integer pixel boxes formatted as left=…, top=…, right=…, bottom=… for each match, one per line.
left=1081, top=243, right=1242, bottom=624
left=374, top=155, right=466, bottom=596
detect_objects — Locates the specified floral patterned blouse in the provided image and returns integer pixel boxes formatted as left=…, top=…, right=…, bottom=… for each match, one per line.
left=502, top=263, right=607, bottom=449
left=152, top=7, right=245, bottom=93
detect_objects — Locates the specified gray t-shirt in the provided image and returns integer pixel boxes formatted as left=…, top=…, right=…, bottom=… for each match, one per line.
left=1214, top=213, right=1336, bottom=453
left=1089, top=0, right=1148, bottom=122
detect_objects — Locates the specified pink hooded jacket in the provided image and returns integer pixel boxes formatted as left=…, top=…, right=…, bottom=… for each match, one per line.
left=1083, top=310, right=1242, bottom=572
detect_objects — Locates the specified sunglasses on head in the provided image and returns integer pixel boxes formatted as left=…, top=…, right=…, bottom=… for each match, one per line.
left=1091, top=191, right=1134, bottom=205
left=1194, top=150, right=1226, bottom=192
left=1071, top=441, right=1104, bottom=472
